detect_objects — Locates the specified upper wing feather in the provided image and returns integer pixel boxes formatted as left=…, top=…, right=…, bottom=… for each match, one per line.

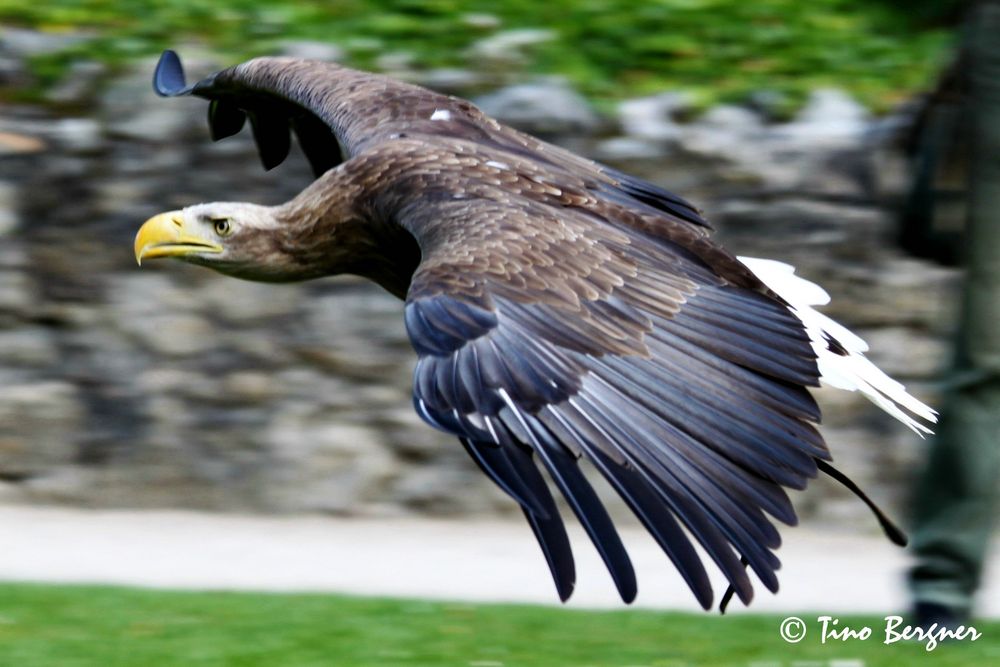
left=154, top=50, right=711, bottom=229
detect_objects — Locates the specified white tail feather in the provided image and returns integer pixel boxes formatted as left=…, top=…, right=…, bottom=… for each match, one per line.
left=738, top=256, right=938, bottom=435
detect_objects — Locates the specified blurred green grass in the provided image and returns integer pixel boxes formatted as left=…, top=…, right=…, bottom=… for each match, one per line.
left=0, top=582, right=996, bottom=666
left=0, top=0, right=953, bottom=113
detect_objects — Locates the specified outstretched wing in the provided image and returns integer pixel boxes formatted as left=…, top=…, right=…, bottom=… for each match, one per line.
left=154, top=49, right=445, bottom=175
left=391, top=147, right=830, bottom=609
left=153, top=50, right=710, bottom=228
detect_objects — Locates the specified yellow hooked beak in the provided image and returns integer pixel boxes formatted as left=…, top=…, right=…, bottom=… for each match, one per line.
left=134, top=211, right=224, bottom=265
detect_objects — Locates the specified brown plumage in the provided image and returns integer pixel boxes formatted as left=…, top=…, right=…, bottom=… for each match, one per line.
left=135, top=51, right=934, bottom=611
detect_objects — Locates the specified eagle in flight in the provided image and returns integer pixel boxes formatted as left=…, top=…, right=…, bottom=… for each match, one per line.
left=135, top=51, right=936, bottom=611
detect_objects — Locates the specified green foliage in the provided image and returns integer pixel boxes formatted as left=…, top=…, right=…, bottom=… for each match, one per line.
left=0, top=583, right=997, bottom=666
left=0, top=0, right=953, bottom=110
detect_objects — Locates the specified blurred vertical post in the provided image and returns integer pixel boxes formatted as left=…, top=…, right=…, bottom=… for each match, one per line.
left=908, top=0, right=1000, bottom=624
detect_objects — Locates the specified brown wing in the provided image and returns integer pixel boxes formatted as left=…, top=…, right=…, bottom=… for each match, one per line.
left=381, top=139, right=828, bottom=609
left=154, top=50, right=710, bottom=228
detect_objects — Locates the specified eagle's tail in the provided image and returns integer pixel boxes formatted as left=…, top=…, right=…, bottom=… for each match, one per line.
left=738, top=256, right=938, bottom=435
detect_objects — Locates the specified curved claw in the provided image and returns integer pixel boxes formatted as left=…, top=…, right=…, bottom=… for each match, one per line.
left=153, top=50, right=191, bottom=97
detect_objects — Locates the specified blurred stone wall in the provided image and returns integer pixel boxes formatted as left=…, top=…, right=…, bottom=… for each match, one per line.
left=0, top=52, right=959, bottom=530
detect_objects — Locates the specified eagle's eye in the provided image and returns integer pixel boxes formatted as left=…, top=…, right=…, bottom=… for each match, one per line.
left=212, top=218, right=233, bottom=237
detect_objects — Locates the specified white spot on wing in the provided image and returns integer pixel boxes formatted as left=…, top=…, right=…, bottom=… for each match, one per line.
left=485, top=160, right=510, bottom=170
left=430, top=109, right=452, bottom=121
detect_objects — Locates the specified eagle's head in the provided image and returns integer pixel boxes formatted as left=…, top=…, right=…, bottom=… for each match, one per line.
left=133, top=202, right=309, bottom=282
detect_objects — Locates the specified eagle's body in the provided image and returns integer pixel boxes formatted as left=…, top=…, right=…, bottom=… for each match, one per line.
left=135, top=51, right=936, bottom=610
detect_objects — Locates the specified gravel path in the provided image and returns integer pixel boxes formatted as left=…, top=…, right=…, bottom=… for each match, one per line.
left=2, top=505, right=997, bottom=617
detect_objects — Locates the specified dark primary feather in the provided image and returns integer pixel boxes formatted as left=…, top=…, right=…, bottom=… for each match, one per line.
left=248, top=109, right=291, bottom=170
left=156, top=50, right=907, bottom=609
left=459, top=435, right=576, bottom=602
left=517, top=409, right=638, bottom=604
left=207, top=99, right=246, bottom=141
left=599, top=166, right=709, bottom=228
